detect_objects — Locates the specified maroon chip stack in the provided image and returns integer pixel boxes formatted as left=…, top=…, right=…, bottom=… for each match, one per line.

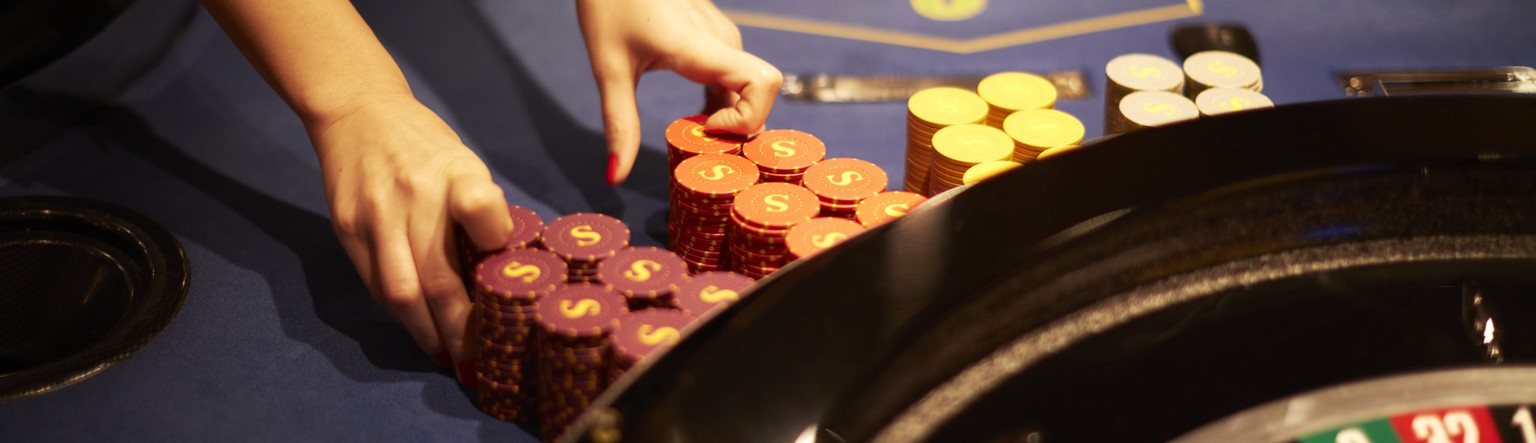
left=673, top=271, right=756, bottom=317
left=664, top=114, right=746, bottom=170
left=729, top=183, right=820, bottom=279
left=534, top=283, right=625, bottom=443
left=741, top=129, right=826, bottom=185
left=596, top=247, right=690, bottom=311
left=541, top=213, right=630, bottom=284
left=473, top=247, right=566, bottom=424
left=609, top=310, right=698, bottom=386
left=669, top=154, right=760, bottom=274
left=802, top=158, right=890, bottom=220
left=459, top=205, right=543, bottom=293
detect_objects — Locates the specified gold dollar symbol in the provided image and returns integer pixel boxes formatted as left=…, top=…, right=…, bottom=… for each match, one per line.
left=500, top=261, right=542, bottom=283
left=559, top=299, right=601, bottom=318
left=764, top=194, right=790, bottom=213
left=569, top=225, right=602, bottom=246
left=1207, top=61, right=1238, bottom=77
left=1128, top=65, right=1160, bottom=78
left=811, top=232, right=848, bottom=248
left=1220, top=97, right=1251, bottom=111
left=698, top=164, right=734, bottom=181
left=770, top=140, right=797, bottom=158
left=637, top=324, right=681, bottom=346
left=1143, top=102, right=1175, bottom=116
left=698, top=285, right=739, bottom=303
left=623, top=259, right=662, bottom=282
left=828, top=171, right=864, bottom=186
left=689, top=125, right=718, bottom=140
left=884, top=203, right=910, bottom=217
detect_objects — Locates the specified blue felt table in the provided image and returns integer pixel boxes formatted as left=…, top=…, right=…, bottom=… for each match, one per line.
left=2, top=0, right=1533, bottom=441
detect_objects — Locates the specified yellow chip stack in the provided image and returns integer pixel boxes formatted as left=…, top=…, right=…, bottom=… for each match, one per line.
left=962, top=160, right=1022, bottom=185
left=928, top=124, right=1014, bottom=195
left=906, top=88, right=988, bottom=195
left=1002, top=109, right=1085, bottom=163
left=977, top=72, right=1058, bottom=128
left=1103, top=54, right=1184, bottom=135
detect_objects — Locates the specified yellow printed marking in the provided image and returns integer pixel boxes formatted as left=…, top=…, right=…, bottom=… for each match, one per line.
left=569, top=225, right=602, bottom=246
left=637, top=325, right=681, bottom=346
left=724, top=1, right=1201, bottom=54
left=559, top=299, right=602, bottom=318
left=698, top=285, right=740, bottom=303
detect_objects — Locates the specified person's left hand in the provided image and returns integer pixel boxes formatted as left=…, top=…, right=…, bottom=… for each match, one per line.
left=576, top=0, right=783, bottom=185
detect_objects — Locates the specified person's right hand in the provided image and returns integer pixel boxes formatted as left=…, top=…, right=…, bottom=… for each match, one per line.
left=309, top=94, right=511, bottom=384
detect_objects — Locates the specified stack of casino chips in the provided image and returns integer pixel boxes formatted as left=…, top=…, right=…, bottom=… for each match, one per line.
left=904, top=87, right=988, bottom=194
left=785, top=217, right=867, bottom=261
left=665, top=114, right=745, bottom=170
left=741, top=129, right=825, bottom=184
left=729, top=183, right=820, bottom=279
left=609, top=310, right=698, bottom=386
left=672, top=271, right=756, bottom=317
left=1002, top=109, right=1085, bottom=163
left=473, top=247, right=566, bottom=424
left=458, top=205, right=543, bottom=291
left=542, top=213, right=630, bottom=284
left=1194, top=87, right=1274, bottom=118
left=1181, top=50, right=1263, bottom=99
left=854, top=191, right=927, bottom=228
left=1103, top=53, right=1184, bottom=135
left=802, top=158, right=888, bottom=219
left=534, top=283, right=625, bottom=443
left=596, top=247, right=689, bottom=311
left=927, top=124, right=1014, bottom=196
left=962, top=161, right=1022, bottom=185
left=976, top=71, right=1057, bottom=128
left=1113, top=90, right=1199, bottom=134
left=669, top=154, right=760, bottom=273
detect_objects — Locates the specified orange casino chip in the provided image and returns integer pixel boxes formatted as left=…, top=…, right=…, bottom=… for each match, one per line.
left=674, top=154, right=760, bottom=197
left=802, top=158, right=889, bottom=203
left=854, top=191, right=927, bottom=227
left=785, top=217, right=867, bottom=260
left=742, top=129, right=826, bottom=173
left=665, top=115, right=746, bottom=159
left=731, top=183, right=820, bottom=229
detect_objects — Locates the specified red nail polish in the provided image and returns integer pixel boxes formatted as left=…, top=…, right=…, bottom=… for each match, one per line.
left=607, top=154, right=619, bottom=186
left=433, top=351, right=452, bottom=368
left=457, top=360, right=477, bottom=388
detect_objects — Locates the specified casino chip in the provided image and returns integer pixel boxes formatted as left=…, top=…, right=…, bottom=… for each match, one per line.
left=905, top=87, right=988, bottom=194
left=473, top=247, right=567, bottom=424
left=596, top=247, right=689, bottom=311
left=609, top=310, right=699, bottom=389
left=802, top=158, right=889, bottom=219
left=673, top=271, right=756, bottom=317
left=1111, top=90, right=1199, bottom=135
left=1182, top=50, right=1263, bottom=98
left=977, top=72, right=1058, bottom=128
left=785, top=217, right=867, bottom=260
left=1002, top=109, right=1084, bottom=163
left=730, top=183, right=820, bottom=279
left=854, top=191, right=927, bottom=228
left=962, top=161, right=1022, bottom=185
left=535, top=283, right=626, bottom=443
left=1104, top=53, right=1184, bottom=135
left=928, top=124, right=1013, bottom=196
left=1194, top=87, right=1274, bottom=117
left=457, top=204, right=543, bottom=293
left=665, top=114, right=746, bottom=169
left=543, top=213, right=630, bottom=283
left=742, top=129, right=826, bottom=185
left=670, top=153, right=761, bottom=274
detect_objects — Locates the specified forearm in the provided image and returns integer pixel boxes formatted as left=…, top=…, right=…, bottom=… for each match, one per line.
left=201, top=0, right=412, bottom=131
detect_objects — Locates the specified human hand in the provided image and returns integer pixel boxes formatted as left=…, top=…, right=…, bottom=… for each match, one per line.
left=576, top=0, right=783, bottom=184
left=309, top=95, right=512, bottom=384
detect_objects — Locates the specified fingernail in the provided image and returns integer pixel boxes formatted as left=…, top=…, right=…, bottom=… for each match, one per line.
left=606, top=154, right=619, bottom=186
left=457, top=360, right=477, bottom=388
left=433, top=351, right=452, bottom=368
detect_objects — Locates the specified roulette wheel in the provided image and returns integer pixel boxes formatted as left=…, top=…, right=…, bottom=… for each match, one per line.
left=567, top=95, right=1536, bottom=443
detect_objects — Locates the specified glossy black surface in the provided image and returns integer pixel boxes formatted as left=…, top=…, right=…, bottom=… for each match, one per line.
left=0, top=196, right=190, bottom=401
left=570, top=96, right=1536, bottom=443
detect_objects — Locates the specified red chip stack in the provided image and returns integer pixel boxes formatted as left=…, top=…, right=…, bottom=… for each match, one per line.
left=596, top=247, right=689, bottom=311
left=673, top=271, right=756, bottom=317
left=473, top=247, right=566, bottom=424
left=729, top=183, right=820, bottom=279
left=801, top=158, right=889, bottom=219
left=665, top=114, right=746, bottom=170
left=542, top=213, right=630, bottom=284
left=534, top=283, right=625, bottom=443
left=459, top=205, right=543, bottom=293
left=741, top=129, right=826, bottom=185
left=669, top=154, right=760, bottom=273
left=609, top=310, right=699, bottom=386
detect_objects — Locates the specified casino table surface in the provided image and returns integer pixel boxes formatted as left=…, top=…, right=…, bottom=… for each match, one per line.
left=2, top=0, right=1535, bottom=441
